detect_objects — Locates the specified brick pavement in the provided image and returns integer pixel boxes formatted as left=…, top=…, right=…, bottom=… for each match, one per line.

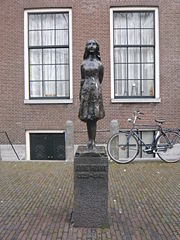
left=0, top=161, right=179, bottom=240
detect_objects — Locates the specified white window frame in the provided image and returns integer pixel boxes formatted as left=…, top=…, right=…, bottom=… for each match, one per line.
left=110, top=7, right=160, bottom=103
left=24, top=9, right=73, bottom=104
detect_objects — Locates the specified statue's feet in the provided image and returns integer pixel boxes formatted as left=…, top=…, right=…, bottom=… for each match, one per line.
left=87, top=140, right=96, bottom=151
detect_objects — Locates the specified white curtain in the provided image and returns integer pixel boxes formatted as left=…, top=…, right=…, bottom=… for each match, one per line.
left=29, top=13, right=69, bottom=98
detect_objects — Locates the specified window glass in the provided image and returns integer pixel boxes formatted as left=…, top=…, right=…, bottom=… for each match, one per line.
left=115, top=64, right=127, bottom=80
left=30, top=82, right=42, bottom=97
left=30, top=65, right=42, bottom=81
left=56, top=13, right=69, bottom=29
left=43, top=65, right=56, bottom=80
left=28, top=12, right=70, bottom=99
left=29, top=31, right=41, bottom=46
left=56, top=30, right=68, bottom=45
left=56, top=65, right=69, bottom=80
left=128, top=29, right=140, bottom=45
left=30, top=49, right=42, bottom=64
left=42, top=30, right=55, bottom=46
left=128, top=48, right=140, bottom=63
left=141, top=47, right=154, bottom=63
left=43, top=49, right=55, bottom=64
left=57, top=81, right=69, bottom=97
left=128, top=64, right=140, bottom=79
left=127, top=12, right=140, bottom=28
left=29, top=14, right=41, bottom=30
left=114, top=29, right=127, bottom=45
left=113, top=10, right=155, bottom=98
left=56, top=48, right=69, bottom=64
left=114, top=48, right=127, bottom=63
left=141, top=12, right=154, bottom=28
left=42, top=14, right=55, bottom=29
left=141, top=29, right=154, bottom=45
left=44, top=81, right=56, bottom=97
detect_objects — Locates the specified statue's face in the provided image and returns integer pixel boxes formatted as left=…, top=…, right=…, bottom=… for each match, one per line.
left=86, top=40, right=97, bottom=54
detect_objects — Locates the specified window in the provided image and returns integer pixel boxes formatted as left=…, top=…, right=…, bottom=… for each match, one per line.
left=24, top=9, right=72, bottom=104
left=119, top=129, right=155, bottom=158
left=30, top=133, right=65, bottom=160
left=136, top=130, right=155, bottom=158
left=26, top=130, right=65, bottom=160
left=110, top=8, right=160, bottom=103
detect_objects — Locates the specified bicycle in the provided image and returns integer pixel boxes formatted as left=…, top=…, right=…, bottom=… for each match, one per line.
left=107, top=111, right=180, bottom=164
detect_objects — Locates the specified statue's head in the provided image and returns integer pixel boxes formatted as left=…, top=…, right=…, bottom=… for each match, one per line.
left=83, top=39, right=101, bottom=61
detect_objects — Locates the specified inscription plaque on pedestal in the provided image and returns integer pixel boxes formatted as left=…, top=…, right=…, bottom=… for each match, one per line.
left=73, top=146, right=109, bottom=227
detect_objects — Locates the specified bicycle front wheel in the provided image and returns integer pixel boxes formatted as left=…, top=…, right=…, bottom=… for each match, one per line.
left=156, top=131, right=180, bottom=163
left=107, top=131, right=139, bottom=164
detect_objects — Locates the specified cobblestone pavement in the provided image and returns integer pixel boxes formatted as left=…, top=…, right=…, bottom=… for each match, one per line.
left=0, top=161, right=179, bottom=240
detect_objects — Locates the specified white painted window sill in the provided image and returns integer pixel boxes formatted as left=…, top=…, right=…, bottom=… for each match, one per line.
left=24, top=99, right=73, bottom=104
left=111, top=98, right=161, bottom=103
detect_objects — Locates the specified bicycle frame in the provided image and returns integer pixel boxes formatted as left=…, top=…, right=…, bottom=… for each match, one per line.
left=108, top=110, right=180, bottom=163
left=126, top=112, right=164, bottom=154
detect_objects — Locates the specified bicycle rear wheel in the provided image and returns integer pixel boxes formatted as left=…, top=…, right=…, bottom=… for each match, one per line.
left=107, top=131, right=139, bottom=164
left=156, top=131, right=180, bottom=163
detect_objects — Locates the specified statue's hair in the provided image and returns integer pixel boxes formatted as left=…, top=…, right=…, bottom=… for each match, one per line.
left=83, top=39, right=101, bottom=61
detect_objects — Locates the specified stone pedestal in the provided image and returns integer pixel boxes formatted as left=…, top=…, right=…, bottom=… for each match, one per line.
left=73, top=146, right=108, bottom=227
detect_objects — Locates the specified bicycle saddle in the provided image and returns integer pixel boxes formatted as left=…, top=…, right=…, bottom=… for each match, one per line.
left=155, top=119, right=165, bottom=124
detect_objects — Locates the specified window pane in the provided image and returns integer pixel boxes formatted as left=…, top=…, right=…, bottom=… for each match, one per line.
left=129, top=81, right=141, bottom=96
left=141, top=29, right=154, bottom=45
left=127, top=12, right=140, bottom=28
left=30, top=49, right=42, bottom=64
left=114, top=29, right=127, bottom=45
left=57, top=81, right=69, bottom=97
left=128, top=48, right=140, bottom=63
left=141, top=47, right=154, bottom=63
left=42, top=30, right=55, bottom=46
left=42, top=14, right=55, bottom=29
left=56, top=48, right=69, bottom=64
left=128, top=64, right=140, bottom=79
left=29, top=14, right=41, bottom=30
left=112, top=10, right=156, bottom=99
left=56, top=13, right=69, bottom=29
left=141, top=12, right=154, bottom=28
left=29, top=31, right=41, bottom=46
left=56, top=65, right=69, bottom=80
left=56, top=30, right=68, bottom=45
left=115, top=80, right=128, bottom=97
left=28, top=12, right=70, bottom=99
left=30, top=65, right=42, bottom=81
left=43, top=65, right=55, bottom=80
left=128, top=29, right=140, bottom=45
left=43, top=49, right=55, bottom=64
left=142, top=64, right=154, bottom=79
left=114, top=48, right=127, bottom=63
left=30, top=82, right=42, bottom=97
left=115, top=64, right=127, bottom=79
left=44, top=81, right=56, bottom=97
left=142, top=80, right=154, bottom=96
left=114, top=13, right=126, bottom=28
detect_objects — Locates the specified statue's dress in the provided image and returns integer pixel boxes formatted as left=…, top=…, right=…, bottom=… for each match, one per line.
left=78, top=58, right=105, bottom=122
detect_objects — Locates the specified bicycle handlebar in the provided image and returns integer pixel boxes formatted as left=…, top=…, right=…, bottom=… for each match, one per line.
left=136, top=110, right=144, bottom=115
left=133, top=111, right=144, bottom=117
left=131, top=111, right=144, bottom=123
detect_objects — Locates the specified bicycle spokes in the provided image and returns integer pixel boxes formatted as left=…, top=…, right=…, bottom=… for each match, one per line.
left=107, top=132, right=139, bottom=163
left=156, top=132, right=180, bottom=163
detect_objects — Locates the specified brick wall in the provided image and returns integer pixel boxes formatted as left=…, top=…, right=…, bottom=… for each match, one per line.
left=0, top=0, right=180, bottom=146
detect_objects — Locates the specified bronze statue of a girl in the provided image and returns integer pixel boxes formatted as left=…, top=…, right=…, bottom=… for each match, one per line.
left=78, top=39, right=105, bottom=150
